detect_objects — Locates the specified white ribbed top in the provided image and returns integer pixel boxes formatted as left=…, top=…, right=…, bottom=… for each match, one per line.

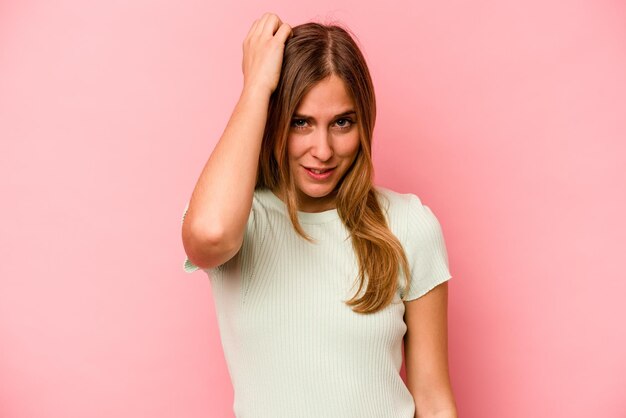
left=182, top=186, right=452, bottom=418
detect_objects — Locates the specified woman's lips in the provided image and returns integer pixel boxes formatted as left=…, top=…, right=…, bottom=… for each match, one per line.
left=303, top=166, right=335, bottom=180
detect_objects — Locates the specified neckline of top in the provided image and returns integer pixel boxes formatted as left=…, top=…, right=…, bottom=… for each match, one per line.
left=259, top=188, right=341, bottom=224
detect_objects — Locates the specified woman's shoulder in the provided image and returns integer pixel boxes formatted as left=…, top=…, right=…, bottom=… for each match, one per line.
left=375, top=185, right=447, bottom=250
left=373, top=185, right=424, bottom=215
left=251, top=186, right=283, bottom=215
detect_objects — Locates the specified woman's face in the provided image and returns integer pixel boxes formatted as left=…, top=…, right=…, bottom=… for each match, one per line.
left=280, top=74, right=361, bottom=212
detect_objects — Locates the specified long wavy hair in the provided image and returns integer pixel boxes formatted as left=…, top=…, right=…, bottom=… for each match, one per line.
left=255, top=21, right=411, bottom=314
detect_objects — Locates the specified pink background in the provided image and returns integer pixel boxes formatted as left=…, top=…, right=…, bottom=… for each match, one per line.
left=1, top=1, right=625, bottom=417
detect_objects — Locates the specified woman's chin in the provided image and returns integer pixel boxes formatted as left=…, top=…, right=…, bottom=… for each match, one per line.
left=298, top=183, right=336, bottom=199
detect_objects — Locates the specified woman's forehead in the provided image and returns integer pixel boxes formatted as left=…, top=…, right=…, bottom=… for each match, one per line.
left=294, top=76, right=355, bottom=118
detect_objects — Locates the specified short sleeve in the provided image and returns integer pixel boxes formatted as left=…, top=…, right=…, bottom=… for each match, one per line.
left=400, top=194, right=453, bottom=301
left=180, top=199, right=260, bottom=274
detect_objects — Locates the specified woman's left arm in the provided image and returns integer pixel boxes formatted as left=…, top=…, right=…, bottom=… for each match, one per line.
left=404, top=281, right=458, bottom=418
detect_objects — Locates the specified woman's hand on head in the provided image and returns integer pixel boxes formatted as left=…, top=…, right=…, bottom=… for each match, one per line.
left=242, top=12, right=293, bottom=97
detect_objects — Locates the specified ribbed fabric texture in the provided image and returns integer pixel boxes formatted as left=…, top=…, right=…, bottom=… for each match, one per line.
left=181, top=186, right=452, bottom=418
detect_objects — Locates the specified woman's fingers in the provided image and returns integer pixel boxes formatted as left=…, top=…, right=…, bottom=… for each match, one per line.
left=244, top=19, right=260, bottom=45
left=273, top=22, right=293, bottom=43
left=241, top=12, right=291, bottom=94
left=260, top=13, right=281, bottom=38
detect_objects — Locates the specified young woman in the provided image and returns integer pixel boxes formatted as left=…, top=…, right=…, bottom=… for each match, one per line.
left=181, top=12, right=458, bottom=418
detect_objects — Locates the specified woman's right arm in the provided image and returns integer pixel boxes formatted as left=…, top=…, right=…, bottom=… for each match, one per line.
left=182, top=13, right=292, bottom=270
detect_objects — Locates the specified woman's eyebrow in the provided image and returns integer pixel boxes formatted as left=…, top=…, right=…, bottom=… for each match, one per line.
left=292, top=110, right=356, bottom=119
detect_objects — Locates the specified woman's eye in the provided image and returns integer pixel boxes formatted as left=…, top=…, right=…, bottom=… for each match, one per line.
left=335, top=118, right=353, bottom=129
left=291, top=118, right=354, bottom=130
left=291, top=119, right=308, bottom=129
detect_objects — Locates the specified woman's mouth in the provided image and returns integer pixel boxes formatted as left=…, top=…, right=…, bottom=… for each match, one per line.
left=303, top=166, right=336, bottom=180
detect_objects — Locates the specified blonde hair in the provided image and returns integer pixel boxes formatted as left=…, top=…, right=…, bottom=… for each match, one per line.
left=256, top=22, right=411, bottom=314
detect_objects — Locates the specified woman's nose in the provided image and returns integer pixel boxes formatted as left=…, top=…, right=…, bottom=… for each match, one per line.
left=310, top=129, right=333, bottom=161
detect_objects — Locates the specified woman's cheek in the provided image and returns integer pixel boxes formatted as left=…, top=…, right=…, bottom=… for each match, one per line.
left=337, top=133, right=360, bottom=156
